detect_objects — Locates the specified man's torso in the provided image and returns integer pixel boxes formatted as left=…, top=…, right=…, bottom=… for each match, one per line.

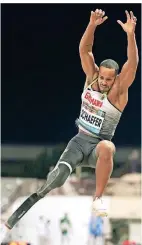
left=90, top=73, right=128, bottom=112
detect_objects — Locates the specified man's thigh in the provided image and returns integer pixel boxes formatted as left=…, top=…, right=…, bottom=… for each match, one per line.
left=88, top=146, right=98, bottom=168
left=81, top=146, right=98, bottom=168
left=87, top=140, right=115, bottom=168
left=58, top=134, right=84, bottom=170
left=58, top=133, right=101, bottom=170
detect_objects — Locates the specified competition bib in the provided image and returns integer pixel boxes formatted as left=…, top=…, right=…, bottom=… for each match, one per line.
left=79, top=107, right=105, bottom=135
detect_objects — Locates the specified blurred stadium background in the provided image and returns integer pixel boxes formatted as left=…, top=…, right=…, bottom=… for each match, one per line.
left=1, top=2, right=141, bottom=245
left=1, top=144, right=141, bottom=245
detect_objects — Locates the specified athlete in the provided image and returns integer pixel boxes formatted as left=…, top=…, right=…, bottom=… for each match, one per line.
left=59, top=213, right=72, bottom=245
left=4, top=9, right=138, bottom=232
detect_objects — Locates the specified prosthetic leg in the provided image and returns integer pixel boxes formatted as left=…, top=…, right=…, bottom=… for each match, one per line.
left=5, top=163, right=72, bottom=230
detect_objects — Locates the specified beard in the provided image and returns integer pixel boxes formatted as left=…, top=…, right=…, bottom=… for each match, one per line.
left=99, top=85, right=110, bottom=93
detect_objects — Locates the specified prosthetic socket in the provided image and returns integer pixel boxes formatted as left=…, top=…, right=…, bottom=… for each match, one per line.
left=36, top=163, right=71, bottom=198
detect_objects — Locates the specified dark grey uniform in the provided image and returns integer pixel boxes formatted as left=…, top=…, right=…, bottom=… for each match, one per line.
left=58, top=132, right=101, bottom=171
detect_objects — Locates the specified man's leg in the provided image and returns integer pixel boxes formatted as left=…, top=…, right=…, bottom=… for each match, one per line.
left=5, top=136, right=83, bottom=230
left=94, top=140, right=115, bottom=199
left=90, top=140, right=115, bottom=216
left=37, top=162, right=72, bottom=197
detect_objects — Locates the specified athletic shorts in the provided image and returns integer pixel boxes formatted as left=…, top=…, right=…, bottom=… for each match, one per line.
left=58, top=132, right=101, bottom=171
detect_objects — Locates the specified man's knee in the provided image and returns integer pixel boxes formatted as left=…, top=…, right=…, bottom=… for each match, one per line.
left=95, top=140, right=115, bottom=159
left=37, top=163, right=71, bottom=198
left=55, top=163, right=71, bottom=187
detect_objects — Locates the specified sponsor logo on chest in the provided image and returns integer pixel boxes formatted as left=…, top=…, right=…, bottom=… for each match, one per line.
left=84, top=91, right=103, bottom=108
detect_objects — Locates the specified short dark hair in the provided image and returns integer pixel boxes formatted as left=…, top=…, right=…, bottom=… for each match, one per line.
left=100, top=59, right=119, bottom=75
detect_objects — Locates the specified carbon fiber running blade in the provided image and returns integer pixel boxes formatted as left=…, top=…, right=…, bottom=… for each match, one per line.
left=5, top=193, right=41, bottom=229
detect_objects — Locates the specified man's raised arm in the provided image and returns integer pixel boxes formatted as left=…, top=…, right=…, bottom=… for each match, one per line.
left=118, top=10, right=139, bottom=91
left=79, top=9, right=108, bottom=83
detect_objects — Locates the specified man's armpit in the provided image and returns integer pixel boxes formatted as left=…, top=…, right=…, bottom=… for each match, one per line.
left=84, top=72, right=98, bottom=90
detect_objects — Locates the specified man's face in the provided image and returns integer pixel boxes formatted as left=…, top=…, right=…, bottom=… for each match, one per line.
left=98, top=66, right=116, bottom=93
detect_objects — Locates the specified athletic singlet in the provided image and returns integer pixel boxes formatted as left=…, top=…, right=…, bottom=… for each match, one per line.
left=76, top=81, right=122, bottom=140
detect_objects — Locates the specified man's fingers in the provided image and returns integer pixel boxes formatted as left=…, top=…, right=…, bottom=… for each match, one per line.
left=130, top=11, right=137, bottom=23
left=125, top=10, right=130, bottom=20
left=117, top=20, right=124, bottom=27
left=130, top=11, right=134, bottom=19
left=132, top=21, right=136, bottom=25
left=92, top=9, right=107, bottom=23
left=98, top=9, right=102, bottom=15
left=95, top=9, right=104, bottom=17
left=102, top=11, right=105, bottom=17
left=102, top=16, right=108, bottom=23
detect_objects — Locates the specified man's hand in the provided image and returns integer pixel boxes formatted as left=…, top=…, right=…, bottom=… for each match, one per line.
left=90, top=9, right=108, bottom=26
left=117, top=10, right=137, bottom=35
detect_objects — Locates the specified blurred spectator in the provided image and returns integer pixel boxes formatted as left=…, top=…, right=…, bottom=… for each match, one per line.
left=128, top=149, right=140, bottom=173
left=37, top=216, right=51, bottom=245
left=59, top=213, right=72, bottom=245
left=44, top=219, right=51, bottom=244
left=88, top=213, right=104, bottom=245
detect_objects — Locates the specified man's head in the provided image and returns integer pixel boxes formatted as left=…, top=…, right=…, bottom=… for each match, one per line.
left=64, top=213, right=68, bottom=217
left=98, top=59, right=119, bottom=93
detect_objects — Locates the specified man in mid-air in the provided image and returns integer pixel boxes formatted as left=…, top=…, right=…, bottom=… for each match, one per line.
left=4, top=9, right=139, bottom=234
